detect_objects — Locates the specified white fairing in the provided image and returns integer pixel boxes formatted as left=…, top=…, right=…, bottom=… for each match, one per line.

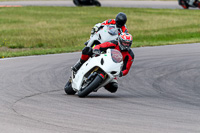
left=71, top=49, right=123, bottom=91
left=87, top=25, right=118, bottom=47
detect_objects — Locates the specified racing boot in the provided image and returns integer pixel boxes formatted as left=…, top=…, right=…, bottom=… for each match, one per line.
left=104, top=82, right=118, bottom=93
left=71, top=59, right=85, bottom=73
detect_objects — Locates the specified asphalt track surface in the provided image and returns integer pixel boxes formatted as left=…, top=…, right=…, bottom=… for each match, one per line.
left=1, top=1, right=200, bottom=133
left=1, top=43, right=200, bottom=133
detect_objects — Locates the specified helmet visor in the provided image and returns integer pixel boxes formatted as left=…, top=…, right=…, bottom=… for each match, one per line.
left=116, top=21, right=124, bottom=28
left=122, top=41, right=131, bottom=48
left=108, top=25, right=118, bottom=35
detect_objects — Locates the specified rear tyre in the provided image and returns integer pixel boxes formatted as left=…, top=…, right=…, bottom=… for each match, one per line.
left=78, top=74, right=103, bottom=98
left=64, top=80, right=76, bottom=95
left=94, top=1, right=101, bottom=7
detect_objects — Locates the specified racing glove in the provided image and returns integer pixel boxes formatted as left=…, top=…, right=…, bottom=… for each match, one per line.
left=92, top=49, right=101, bottom=56
left=91, top=23, right=102, bottom=35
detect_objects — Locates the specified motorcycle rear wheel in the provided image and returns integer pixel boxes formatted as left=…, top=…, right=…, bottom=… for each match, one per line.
left=94, top=1, right=101, bottom=6
left=78, top=74, right=103, bottom=98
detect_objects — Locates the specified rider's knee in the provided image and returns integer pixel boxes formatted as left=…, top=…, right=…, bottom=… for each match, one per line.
left=82, top=46, right=93, bottom=56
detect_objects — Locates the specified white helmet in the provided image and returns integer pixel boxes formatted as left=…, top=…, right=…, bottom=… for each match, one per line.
left=118, top=33, right=133, bottom=51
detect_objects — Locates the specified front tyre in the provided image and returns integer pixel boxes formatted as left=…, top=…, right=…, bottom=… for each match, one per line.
left=78, top=74, right=103, bottom=98
left=73, top=0, right=81, bottom=6
left=64, top=80, right=76, bottom=95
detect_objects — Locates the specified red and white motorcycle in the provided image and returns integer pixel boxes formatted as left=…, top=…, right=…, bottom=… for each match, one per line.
left=64, top=49, right=123, bottom=97
left=179, top=0, right=200, bottom=9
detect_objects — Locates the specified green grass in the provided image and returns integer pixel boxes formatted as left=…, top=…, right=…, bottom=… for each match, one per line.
left=0, top=6, right=200, bottom=58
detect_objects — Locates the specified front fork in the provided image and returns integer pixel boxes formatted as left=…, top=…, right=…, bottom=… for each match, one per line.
left=90, top=67, right=106, bottom=79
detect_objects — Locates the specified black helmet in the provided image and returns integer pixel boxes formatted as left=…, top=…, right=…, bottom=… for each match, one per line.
left=115, top=12, right=127, bottom=28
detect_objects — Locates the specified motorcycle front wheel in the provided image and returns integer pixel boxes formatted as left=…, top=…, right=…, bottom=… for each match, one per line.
left=78, top=74, right=103, bottom=98
left=64, top=79, right=76, bottom=95
left=73, top=0, right=81, bottom=6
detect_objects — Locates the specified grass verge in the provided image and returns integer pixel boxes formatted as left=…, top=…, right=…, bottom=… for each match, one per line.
left=0, top=6, right=200, bottom=58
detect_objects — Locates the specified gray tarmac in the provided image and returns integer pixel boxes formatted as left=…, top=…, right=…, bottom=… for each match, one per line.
left=1, top=43, right=200, bottom=133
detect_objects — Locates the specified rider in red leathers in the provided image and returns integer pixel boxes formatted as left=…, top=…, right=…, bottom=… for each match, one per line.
left=100, top=12, right=128, bottom=34
left=85, top=12, right=129, bottom=45
left=72, top=33, right=134, bottom=93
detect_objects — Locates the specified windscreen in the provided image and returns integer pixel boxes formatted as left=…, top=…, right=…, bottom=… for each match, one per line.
left=111, top=49, right=123, bottom=63
left=108, top=25, right=118, bottom=35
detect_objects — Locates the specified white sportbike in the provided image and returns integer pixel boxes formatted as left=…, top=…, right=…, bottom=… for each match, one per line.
left=64, top=49, right=123, bottom=97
